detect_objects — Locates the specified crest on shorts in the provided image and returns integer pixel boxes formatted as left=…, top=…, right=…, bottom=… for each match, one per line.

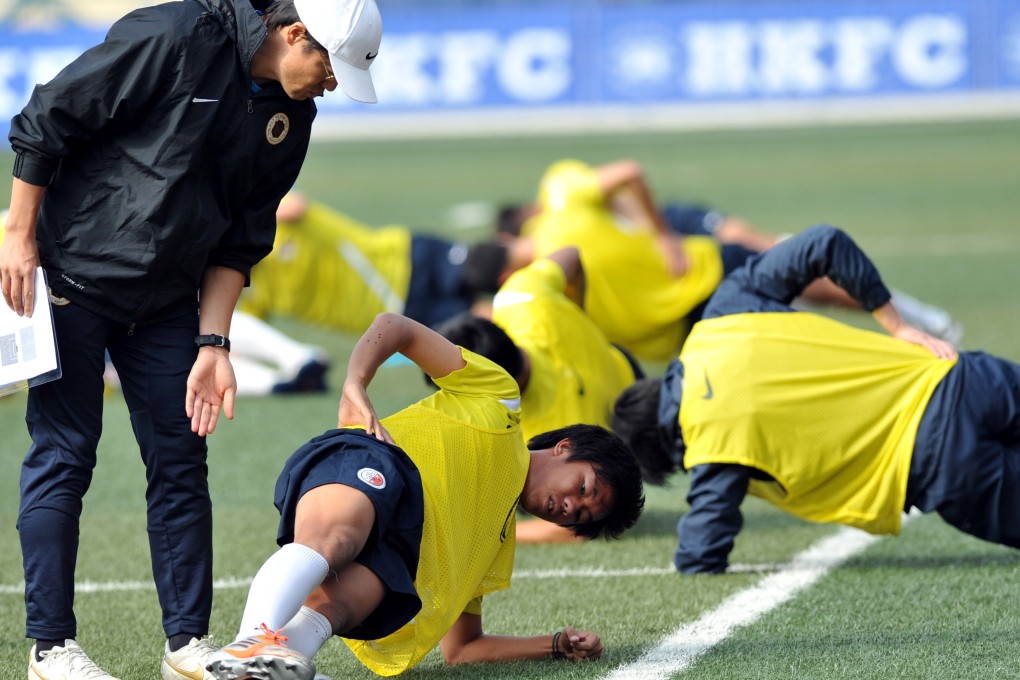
left=357, top=467, right=386, bottom=489
left=265, top=113, right=290, bottom=145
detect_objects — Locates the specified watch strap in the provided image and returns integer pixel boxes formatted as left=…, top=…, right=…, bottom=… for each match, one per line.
left=195, top=333, right=231, bottom=351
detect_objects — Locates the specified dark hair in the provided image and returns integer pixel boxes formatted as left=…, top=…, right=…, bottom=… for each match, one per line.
left=612, top=379, right=679, bottom=486
left=528, top=425, right=644, bottom=541
left=262, top=0, right=326, bottom=52
left=496, top=203, right=526, bottom=238
left=461, top=241, right=508, bottom=295
left=433, top=312, right=523, bottom=379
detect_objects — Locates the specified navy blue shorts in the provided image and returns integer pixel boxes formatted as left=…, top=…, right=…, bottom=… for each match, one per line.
left=274, top=429, right=425, bottom=640
left=404, top=234, right=473, bottom=328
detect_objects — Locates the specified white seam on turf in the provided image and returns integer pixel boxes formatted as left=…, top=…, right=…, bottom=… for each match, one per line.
left=601, top=517, right=917, bottom=680
left=0, top=514, right=917, bottom=597
left=0, top=567, right=777, bottom=595
left=0, top=559, right=874, bottom=595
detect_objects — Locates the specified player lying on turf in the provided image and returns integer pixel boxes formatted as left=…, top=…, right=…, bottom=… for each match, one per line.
left=497, top=159, right=962, bottom=364
left=612, top=225, right=1020, bottom=575
left=207, top=312, right=644, bottom=678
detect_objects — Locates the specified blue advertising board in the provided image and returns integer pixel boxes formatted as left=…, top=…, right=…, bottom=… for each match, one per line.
left=0, top=0, right=1018, bottom=138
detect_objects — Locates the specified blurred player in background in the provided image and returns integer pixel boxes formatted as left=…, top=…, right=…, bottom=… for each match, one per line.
left=499, top=158, right=961, bottom=362
left=611, top=226, right=1020, bottom=575
left=224, top=192, right=532, bottom=395
left=435, top=246, right=642, bottom=543
left=0, top=0, right=382, bottom=678
left=206, top=313, right=644, bottom=679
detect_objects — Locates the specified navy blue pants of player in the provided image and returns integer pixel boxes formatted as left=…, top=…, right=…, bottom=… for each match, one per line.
left=908, top=351, right=1020, bottom=548
left=17, top=300, right=211, bottom=640
left=404, top=235, right=473, bottom=329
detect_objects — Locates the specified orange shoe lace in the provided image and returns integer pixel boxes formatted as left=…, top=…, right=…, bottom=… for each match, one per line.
left=257, top=623, right=288, bottom=645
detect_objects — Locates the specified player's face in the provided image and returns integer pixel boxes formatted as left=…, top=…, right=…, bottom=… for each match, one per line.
left=523, top=457, right=615, bottom=528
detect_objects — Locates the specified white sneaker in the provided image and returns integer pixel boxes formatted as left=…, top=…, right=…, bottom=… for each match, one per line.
left=162, top=637, right=218, bottom=680
left=206, top=626, right=315, bottom=680
left=28, top=640, right=120, bottom=680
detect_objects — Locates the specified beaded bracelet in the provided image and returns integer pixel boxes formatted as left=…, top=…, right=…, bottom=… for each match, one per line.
left=551, top=631, right=567, bottom=660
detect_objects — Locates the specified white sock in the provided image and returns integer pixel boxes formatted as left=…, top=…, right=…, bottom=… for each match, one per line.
left=230, top=311, right=322, bottom=375
left=230, top=355, right=281, bottom=397
left=236, top=543, right=329, bottom=640
left=279, top=606, right=334, bottom=659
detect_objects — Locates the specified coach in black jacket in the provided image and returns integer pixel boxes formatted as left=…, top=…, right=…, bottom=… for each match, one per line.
left=0, top=0, right=381, bottom=678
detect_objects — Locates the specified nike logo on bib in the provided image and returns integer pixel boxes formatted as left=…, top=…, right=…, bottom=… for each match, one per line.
left=702, top=370, right=714, bottom=399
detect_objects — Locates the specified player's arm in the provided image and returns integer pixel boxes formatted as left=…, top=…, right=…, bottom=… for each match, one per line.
left=708, top=225, right=957, bottom=358
left=275, top=191, right=309, bottom=223
left=596, top=160, right=668, bottom=233
left=515, top=518, right=584, bottom=543
left=440, top=610, right=602, bottom=664
left=339, top=313, right=467, bottom=440
left=712, top=225, right=889, bottom=314
left=596, top=160, right=686, bottom=276
left=544, top=246, right=586, bottom=308
left=872, top=301, right=957, bottom=359
left=675, top=463, right=752, bottom=574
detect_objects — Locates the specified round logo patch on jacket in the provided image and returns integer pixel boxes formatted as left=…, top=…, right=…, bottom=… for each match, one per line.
left=266, top=113, right=290, bottom=145
left=357, top=467, right=386, bottom=489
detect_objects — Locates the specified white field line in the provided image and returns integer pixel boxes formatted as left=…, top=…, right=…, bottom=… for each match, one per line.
left=0, top=561, right=806, bottom=596
left=601, top=523, right=901, bottom=680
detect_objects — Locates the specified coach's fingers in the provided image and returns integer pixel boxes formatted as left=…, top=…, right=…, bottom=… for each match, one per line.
left=221, top=386, right=236, bottom=423
left=8, top=273, right=27, bottom=316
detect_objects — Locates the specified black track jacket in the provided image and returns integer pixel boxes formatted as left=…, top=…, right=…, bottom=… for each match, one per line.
left=9, top=0, right=315, bottom=325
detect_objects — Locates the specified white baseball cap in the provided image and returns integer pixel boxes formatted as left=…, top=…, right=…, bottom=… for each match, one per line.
left=295, top=0, right=382, bottom=104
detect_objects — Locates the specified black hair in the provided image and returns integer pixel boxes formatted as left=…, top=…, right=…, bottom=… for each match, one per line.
left=261, top=0, right=326, bottom=52
left=461, top=241, right=508, bottom=295
left=432, top=312, right=523, bottom=380
left=528, top=425, right=645, bottom=541
left=612, top=379, right=679, bottom=486
left=496, top=203, right=526, bottom=238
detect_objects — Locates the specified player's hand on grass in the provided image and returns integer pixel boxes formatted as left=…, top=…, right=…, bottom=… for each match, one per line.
left=559, top=626, right=603, bottom=661
left=186, top=347, right=236, bottom=436
left=0, top=232, right=40, bottom=316
left=892, top=325, right=958, bottom=360
left=339, top=379, right=394, bottom=444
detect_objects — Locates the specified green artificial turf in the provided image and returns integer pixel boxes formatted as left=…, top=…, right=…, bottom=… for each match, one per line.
left=0, top=118, right=1017, bottom=679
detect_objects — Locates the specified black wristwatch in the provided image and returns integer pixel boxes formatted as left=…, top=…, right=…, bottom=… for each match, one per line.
left=195, top=334, right=231, bottom=351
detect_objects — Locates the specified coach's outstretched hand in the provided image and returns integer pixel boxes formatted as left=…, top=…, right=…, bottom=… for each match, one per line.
left=186, top=347, right=236, bottom=436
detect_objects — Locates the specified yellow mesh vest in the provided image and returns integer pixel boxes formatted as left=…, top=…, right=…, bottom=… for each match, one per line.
left=343, top=352, right=529, bottom=676
left=526, top=159, right=724, bottom=362
left=240, top=201, right=412, bottom=334
left=493, top=258, right=636, bottom=441
left=680, top=313, right=956, bottom=535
